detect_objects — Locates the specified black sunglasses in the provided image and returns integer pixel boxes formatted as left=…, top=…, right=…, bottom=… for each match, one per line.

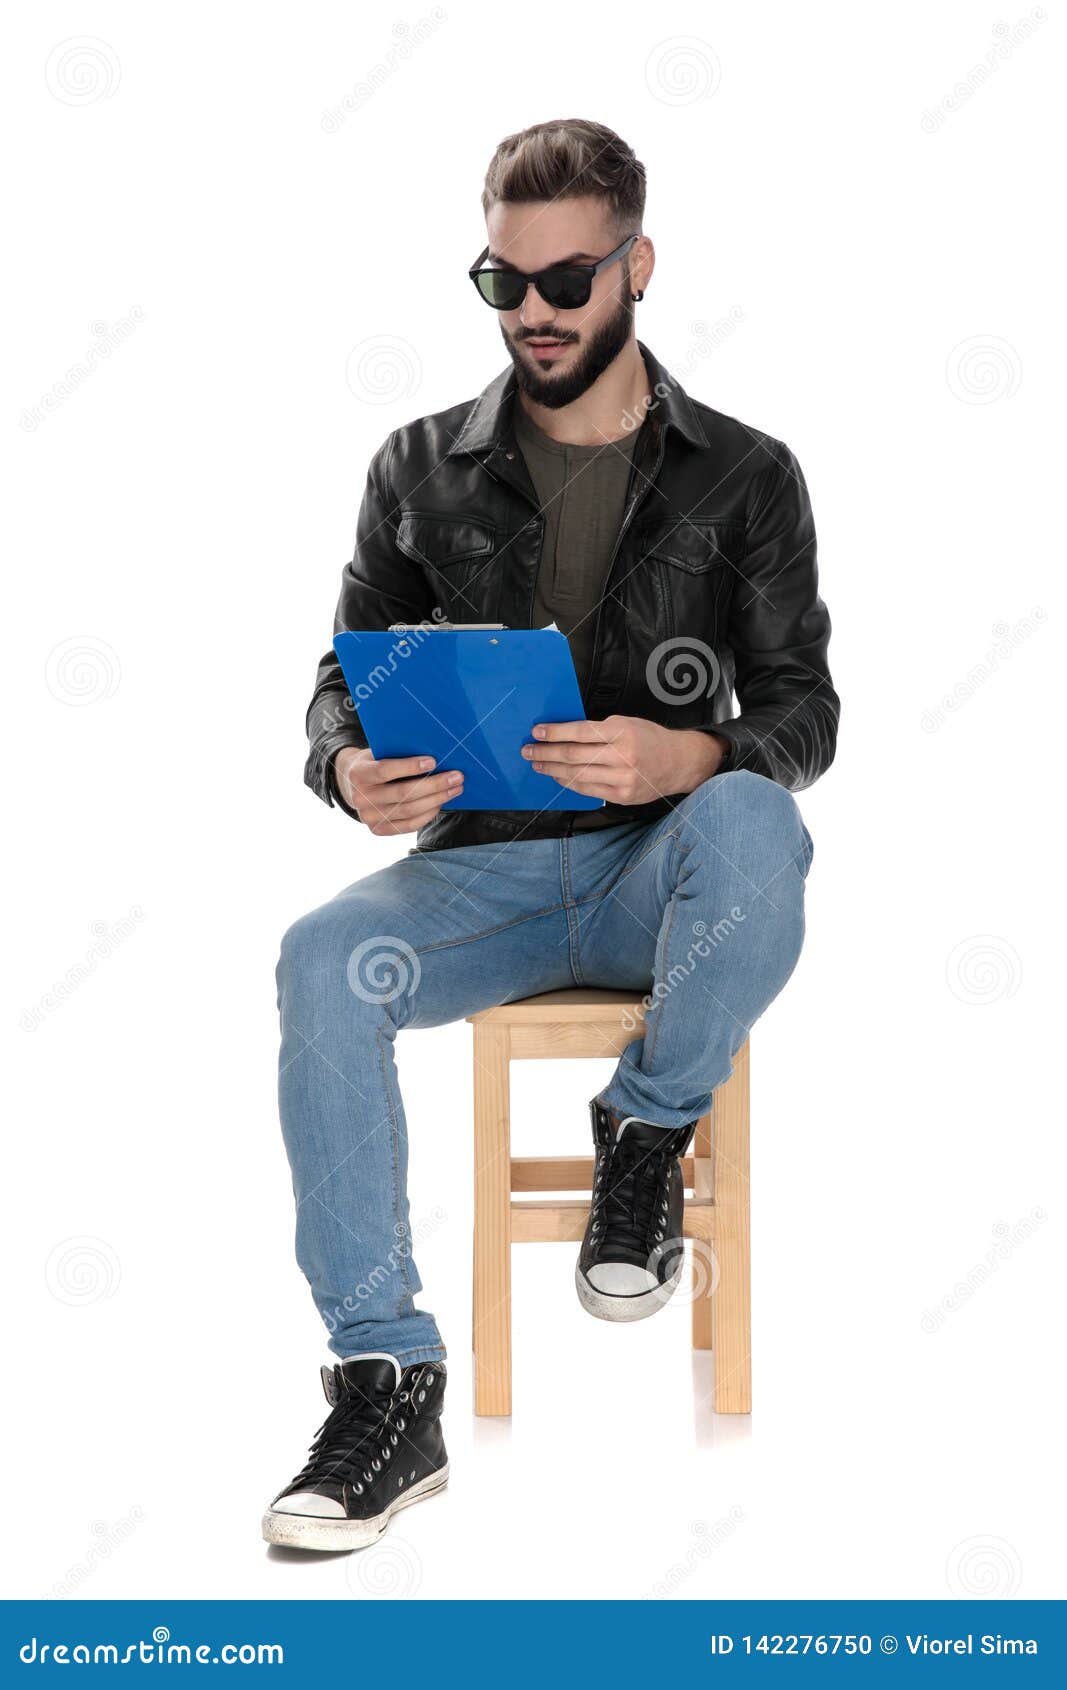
left=469, top=234, right=638, bottom=312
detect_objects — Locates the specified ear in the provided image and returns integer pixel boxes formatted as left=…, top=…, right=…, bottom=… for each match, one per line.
left=630, top=235, right=655, bottom=298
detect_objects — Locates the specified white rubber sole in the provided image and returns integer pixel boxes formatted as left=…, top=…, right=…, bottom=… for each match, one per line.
left=575, top=1259, right=683, bottom=1322
left=261, top=1463, right=449, bottom=1553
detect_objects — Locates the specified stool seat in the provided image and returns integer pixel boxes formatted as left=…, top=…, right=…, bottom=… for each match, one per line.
left=466, top=988, right=751, bottom=1416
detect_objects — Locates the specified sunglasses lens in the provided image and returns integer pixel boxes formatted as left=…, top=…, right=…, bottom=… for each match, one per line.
left=474, top=270, right=526, bottom=310
left=538, top=270, right=592, bottom=310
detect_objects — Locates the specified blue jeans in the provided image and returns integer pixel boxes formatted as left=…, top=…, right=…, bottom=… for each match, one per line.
left=276, top=770, right=814, bottom=1364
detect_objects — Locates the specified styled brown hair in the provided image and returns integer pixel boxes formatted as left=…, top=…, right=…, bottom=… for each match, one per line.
left=481, top=118, right=646, bottom=234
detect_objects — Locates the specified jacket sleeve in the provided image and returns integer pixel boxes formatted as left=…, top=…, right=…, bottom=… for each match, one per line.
left=303, top=432, right=436, bottom=813
left=703, top=441, right=839, bottom=791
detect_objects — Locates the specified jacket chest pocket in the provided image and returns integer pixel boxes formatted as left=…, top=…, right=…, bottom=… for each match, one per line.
left=638, top=519, right=744, bottom=644
left=396, top=512, right=499, bottom=620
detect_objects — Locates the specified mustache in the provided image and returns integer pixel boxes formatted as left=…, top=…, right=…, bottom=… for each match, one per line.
left=512, top=326, right=581, bottom=344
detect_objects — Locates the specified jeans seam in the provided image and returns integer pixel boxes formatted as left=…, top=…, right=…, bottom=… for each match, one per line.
left=376, top=1020, right=415, bottom=1304
left=641, top=829, right=684, bottom=1070
left=411, top=900, right=567, bottom=956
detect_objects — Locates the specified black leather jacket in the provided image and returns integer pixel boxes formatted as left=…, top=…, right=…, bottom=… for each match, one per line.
left=305, top=342, right=839, bottom=852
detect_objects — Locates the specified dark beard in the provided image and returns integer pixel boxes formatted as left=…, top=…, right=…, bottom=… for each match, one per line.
left=502, top=293, right=635, bottom=410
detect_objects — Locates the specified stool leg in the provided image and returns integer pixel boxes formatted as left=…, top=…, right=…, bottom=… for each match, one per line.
left=472, top=1023, right=512, bottom=1415
left=691, top=1108, right=713, bottom=1351
left=712, top=1039, right=751, bottom=1413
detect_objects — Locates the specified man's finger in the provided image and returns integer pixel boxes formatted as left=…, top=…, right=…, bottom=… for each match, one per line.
left=526, top=743, right=619, bottom=768
left=530, top=719, right=615, bottom=744
left=371, top=753, right=442, bottom=783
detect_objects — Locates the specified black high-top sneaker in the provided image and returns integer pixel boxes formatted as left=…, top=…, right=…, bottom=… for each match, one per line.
left=262, top=1354, right=448, bottom=1551
left=576, top=1098, right=698, bottom=1322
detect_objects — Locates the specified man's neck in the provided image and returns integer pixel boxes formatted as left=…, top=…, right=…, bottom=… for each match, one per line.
left=515, top=339, right=651, bottom=448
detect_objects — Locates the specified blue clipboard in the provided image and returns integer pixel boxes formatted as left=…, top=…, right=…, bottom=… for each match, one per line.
left=332, top=627, right=605, bottom=812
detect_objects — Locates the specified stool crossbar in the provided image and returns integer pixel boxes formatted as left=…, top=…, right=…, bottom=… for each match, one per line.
left=466, top=989, right=751, bottom=1416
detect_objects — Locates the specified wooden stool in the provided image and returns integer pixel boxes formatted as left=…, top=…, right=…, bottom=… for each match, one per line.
left=466, top=988, right=751, bottom=1417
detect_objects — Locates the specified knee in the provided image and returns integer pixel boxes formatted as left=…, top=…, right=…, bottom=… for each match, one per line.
left=687, top=770, right=809, bottom=869
left=277, top=900, right=421, bottom=1019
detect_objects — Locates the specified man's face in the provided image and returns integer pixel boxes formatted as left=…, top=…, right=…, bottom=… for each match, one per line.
left=483, top=196, right=638, bottom=409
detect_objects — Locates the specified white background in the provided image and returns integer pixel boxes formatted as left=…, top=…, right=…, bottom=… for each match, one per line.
left=4, top=0, right=1064, bottom=1603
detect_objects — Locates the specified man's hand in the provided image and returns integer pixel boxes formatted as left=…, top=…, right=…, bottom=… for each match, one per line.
left=521, top=716, right=728, bottom=805
left=334, top=748, right=464, bottom=836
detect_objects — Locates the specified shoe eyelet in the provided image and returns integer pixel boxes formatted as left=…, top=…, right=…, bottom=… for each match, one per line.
left=363, top=1471, right=371, bottom=1483
left=398, top=1476, right=404, bottom=1488
left=399, top=1391, right=409, bottom=1402
left=372, top=1459, right=381, bottom=1472
left=383, top=1447, right=391, bottom=1461
left=410, top=1470, right=416, bottom=1481
left=391, top=1433, right=399, bottom=1446
left=417, top=1390, right=426, bottom=1403
left=397, top=1417, right=406, bottom=1431
left=354, top=1483, right=363, bottom=1495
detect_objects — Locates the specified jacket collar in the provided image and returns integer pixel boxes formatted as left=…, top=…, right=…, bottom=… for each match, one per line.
left=445, top=339, right=709, bottom=457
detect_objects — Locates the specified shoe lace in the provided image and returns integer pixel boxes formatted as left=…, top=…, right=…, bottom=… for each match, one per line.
left=592, top=1137, right=673, bottom=1256
left=289, top=1391, right=394, bottom=1494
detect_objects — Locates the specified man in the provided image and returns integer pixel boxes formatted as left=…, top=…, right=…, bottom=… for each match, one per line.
left=262, top=118, right=838, bottom=1552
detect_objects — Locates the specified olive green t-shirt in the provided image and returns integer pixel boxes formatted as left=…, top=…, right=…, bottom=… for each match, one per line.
left=512, top=399, right=641, bottom=694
